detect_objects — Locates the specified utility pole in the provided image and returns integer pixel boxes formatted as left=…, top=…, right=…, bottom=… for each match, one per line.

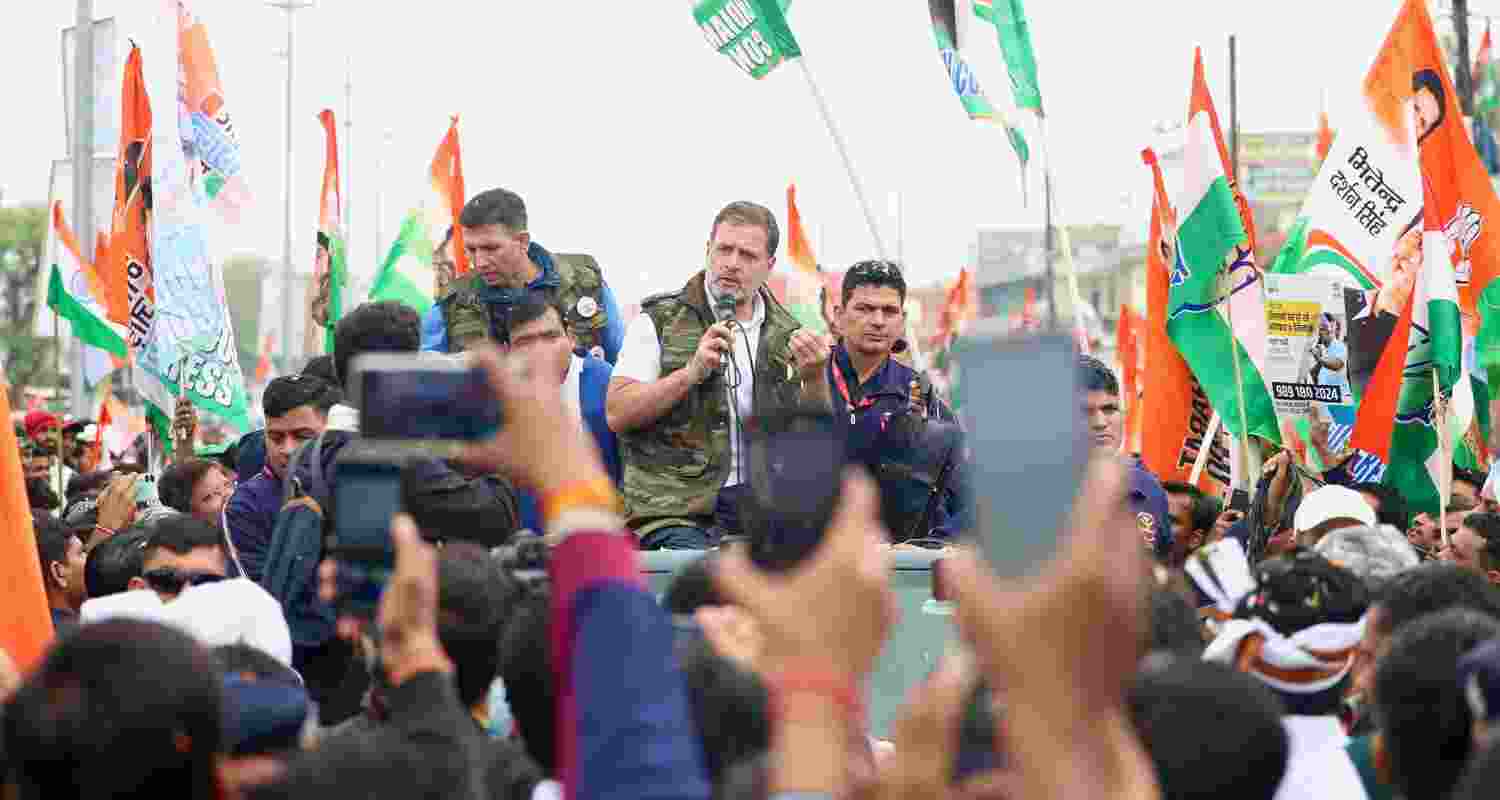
left=269, top=0, right=314, bottom=371
left=71, top=0, right=94, bottom=418
left=1458, top=0, right=1477, bottom=116
left=375, top=128, right=392, bottom=268
left=1229, top=35, right=1240, bottom=183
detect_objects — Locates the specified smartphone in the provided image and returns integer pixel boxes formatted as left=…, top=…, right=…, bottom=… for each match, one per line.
left=350, top=353, right=503, bottom=446
left=953, top=681, right=1002, bottom=782
left=743, top=410, right=847, bottom=572
left=953, top=325, right=1087, bottom=578
left=331, top=458, right=404, bottom=617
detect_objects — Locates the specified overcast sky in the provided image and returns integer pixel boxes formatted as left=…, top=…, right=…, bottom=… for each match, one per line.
left=0, top=1, right=1463, bottom=306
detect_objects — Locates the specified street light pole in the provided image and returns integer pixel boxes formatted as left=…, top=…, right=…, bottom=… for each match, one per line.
left=269, top=0, right=314, bottom=372
left=344, top=54, right=353, bottom=308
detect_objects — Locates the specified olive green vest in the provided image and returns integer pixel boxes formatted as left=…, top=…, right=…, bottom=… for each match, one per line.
left=621, top=272, right=805, bottom=536
left=441, top=252, right=609, bottom=354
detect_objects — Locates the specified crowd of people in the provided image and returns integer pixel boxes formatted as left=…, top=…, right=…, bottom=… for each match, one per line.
left=9, top=186, right=1500, bottom=799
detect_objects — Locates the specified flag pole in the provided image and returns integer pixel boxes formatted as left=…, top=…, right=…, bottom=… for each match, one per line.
left=1037, top=118, right=1087, bottom=345
left=795, top=57, right=886, bottom=260
left=1436, top=366, right=1451, bottom=549
left=1189, top=411, right=1223, bottom=486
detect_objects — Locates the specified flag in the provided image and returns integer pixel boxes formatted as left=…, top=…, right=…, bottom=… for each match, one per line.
left=1141, top=148, right=1231, bottom=493
left=48, top=264, right=127, bottom=359
left=178, top=3, right=250, bottom=223
left=370, top=118, right=469, bottom=312
left=1168, top=50, right=1280, bottom=445
left=1316, top=110, right=1335, bottom=166
left=973, top=0, right=1042, bottom=114
left=0, top=381, right=55, bottom=671
left=314, top=109, right=346, bottom=355
left=693, top=0, right=801, bottom=79
left=255, top=334, right=276, bottom=384
left=1118, top=304, right=1142, bottom=454
left=930, top=0, right=1030, bottom=191
left=108, top=44, right=153, bottom=348
left=1478, top=25, right=1499, bottom=113
left=136, top=0, right=252, bottom=433
left=50, top=203, right=128, bottom=360
left=932, top=269, right=976, bottom=349
left=785, top=183, right=818, bottom=276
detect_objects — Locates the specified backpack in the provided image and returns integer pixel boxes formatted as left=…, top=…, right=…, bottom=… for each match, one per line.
left=261, top=431, right=349, bottom=651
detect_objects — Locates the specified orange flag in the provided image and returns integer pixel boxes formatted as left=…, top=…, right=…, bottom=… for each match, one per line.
left=1315, top=110, right=1334, bottom=165
left=932, top=269, right=975, bottom=348
left=255, top=334, right=275, bottom=384
left=1118, top=304, right=1142, bottom=454
left=433, top=118, right=469, bottom=276
left=0, top=382, right=55, bottom=671
left=108, top=45, right=153, bottom=349
left=1140, top=148, right=1231, bottom=492
left=786, top=184, right=819, bottom=276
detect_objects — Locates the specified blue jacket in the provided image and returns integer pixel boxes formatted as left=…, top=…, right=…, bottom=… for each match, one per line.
left=225, top=467, right=283, bottom=584
left=826, top=346, right=964, bottom=539
left=420, top=241, right=624, bottom=363
left=517, top=356, right=620, bottom=532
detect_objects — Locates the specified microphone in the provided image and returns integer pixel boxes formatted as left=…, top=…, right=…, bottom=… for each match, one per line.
left=713, top=293, right=739, bottom=379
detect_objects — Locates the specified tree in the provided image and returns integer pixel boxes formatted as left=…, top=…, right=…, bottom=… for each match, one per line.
left=0, top=206, right=58, bottom=397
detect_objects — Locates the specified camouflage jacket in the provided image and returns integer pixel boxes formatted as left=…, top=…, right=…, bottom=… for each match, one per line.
left=439, top=243, right=611, bottom=356
left=621, top=272, right=805, bottom=536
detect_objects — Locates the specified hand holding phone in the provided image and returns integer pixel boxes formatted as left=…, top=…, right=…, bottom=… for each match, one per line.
left=743, top=410, right=847, bottom=572
left=351, top=353, right=503, bottom=448
left=331, top=458, right=405, bottom=618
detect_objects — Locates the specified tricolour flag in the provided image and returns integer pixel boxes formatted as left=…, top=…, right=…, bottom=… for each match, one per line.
left=785, top=183, right=818, bottom=276
left=369, top=118, right=469, bottom=313
left=108, top=44, right=153, bottom=349
left=781, top=183, right=826, bottom=330
left=178, top=3, right=250, bottom=223
left=693, top=0, right=801, bottom=80
left=313, top=109, right=346, bottom=355
left=931, top=268, right=976, bottom=349
left=0, top=381, right=55, bottom=670
left=255, top=333, right=276, bottom=385
left=48, top=262, right=127, bottom=360
left=1142, top=148, right=1231, bottom=492
left=1168, top=50, right=1280, bottom=445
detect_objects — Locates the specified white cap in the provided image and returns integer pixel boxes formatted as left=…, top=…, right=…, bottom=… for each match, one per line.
left=1294, top=485, right=1377, bottom=534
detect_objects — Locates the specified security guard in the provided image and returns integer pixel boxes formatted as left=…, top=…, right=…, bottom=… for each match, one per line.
left=823, top=260, right=962, bottom=542
left=420, top=188, right=624, bottom=362
left=1078, top=354, right=1173, bottom=558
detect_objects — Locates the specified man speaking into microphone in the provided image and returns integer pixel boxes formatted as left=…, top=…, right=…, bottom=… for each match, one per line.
left=608, top=201, right=831, bottom=549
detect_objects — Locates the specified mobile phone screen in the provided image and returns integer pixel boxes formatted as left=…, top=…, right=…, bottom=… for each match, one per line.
left=359, top=366, right=501, bottom=441
left=746, top=413, right=846, bottom=571
left=333, top=462, right=403, bottom=564
left=954, top=329, right=1087, bottom=578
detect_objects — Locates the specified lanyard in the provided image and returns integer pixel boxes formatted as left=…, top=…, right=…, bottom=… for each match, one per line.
left=831, top=356, right=876, bottom=425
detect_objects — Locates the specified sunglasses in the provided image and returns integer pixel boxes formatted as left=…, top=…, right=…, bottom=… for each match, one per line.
left=846, top=260, right=903, bottom=281
left=143, top=568, right=226, bottom=595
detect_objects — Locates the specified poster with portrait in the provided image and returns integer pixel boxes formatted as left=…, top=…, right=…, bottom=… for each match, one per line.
left=1264, top=273, right=1355, bottom=418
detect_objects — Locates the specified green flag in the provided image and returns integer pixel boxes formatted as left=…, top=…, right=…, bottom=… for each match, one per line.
left=369, top=210, right=439, bottom=314
left=46, top=263, right=127, bottom=358
left=974, top=0, right=1042, bottom=114
left=693, top=0, right=801, bottom=79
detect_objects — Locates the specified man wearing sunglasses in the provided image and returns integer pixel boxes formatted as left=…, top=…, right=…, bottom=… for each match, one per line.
left=131, top=514, right=229, bottom=601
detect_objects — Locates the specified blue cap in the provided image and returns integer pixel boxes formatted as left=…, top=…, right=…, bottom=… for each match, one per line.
left=221, top=675, right=311, bottom=756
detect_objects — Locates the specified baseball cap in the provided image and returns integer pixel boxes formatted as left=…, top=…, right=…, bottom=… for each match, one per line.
left=1294, top=485, right=1376, bottom=534
left=1314, top=525, right=1419, bottom=588
left=23, top=411, right=60, bottom=440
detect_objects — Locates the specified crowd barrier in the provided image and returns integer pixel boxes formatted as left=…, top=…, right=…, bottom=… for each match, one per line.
left=640, top=549, right=956, bottom=738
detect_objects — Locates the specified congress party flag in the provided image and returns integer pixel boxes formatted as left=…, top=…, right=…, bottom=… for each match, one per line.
left=694, top=0, right=801, bottom=79
left=313, top=109, right=346, bottom=355
left=1166, top=50, right=1280, bottom=445
left=930, top=0, right=1031, bottom=196
left=176, top=1, right=251, bottom=223
left=137, top=0, right=252, bottom=433
left=973, top=0, right=1042, bottom=114
left=370, top=118, right=469, bottom=314
left=1141, top=148, right=1232, bottom=492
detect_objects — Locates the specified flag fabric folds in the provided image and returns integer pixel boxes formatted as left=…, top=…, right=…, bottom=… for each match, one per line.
left=314, top=109, right=346, bottom=355
left=973, top=0, right=1042, bottom=114
left=930, top=0, right=1030, bottom=188
left=1167, top=51, right=1280, bottom=445
left=370, top=118, right=468, bottom=313
left=0, top=382, right=55, bottom=671
left=108, top=44, right=153, bottom=349
left=693, top=0, right=801, bottom=80
left=49, top=203, right=127, bottom=359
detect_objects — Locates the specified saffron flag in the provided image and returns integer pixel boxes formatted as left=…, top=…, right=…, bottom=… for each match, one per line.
left=1167, top=50, right=1280, bottom=445
left=137, top=0, right=252, bottom=433
left=932, top=268, right=976, bottom=349
left=1316, top=110, right=1335, bottom=166
left=1119, top=304, right=1142, bottom=454
left=255, top=333, right=275, bottom=385
left=370, top=118, right=469, bottom=313
left=0, top=382, right=55, bottom=671
left=693, top=0, right=801, bottom=80
left=1142, top=148, right=1231, bottom=492
left=313, top=109, right=346, bottom=355
left=108, top=44, right=153, bottom=348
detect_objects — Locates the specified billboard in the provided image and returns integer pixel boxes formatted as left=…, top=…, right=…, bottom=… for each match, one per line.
left=1239, top=131, right=1319, bottom=207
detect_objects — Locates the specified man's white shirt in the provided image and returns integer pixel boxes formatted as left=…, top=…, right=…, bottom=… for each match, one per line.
left=614, top=285, right=764, bottom=487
